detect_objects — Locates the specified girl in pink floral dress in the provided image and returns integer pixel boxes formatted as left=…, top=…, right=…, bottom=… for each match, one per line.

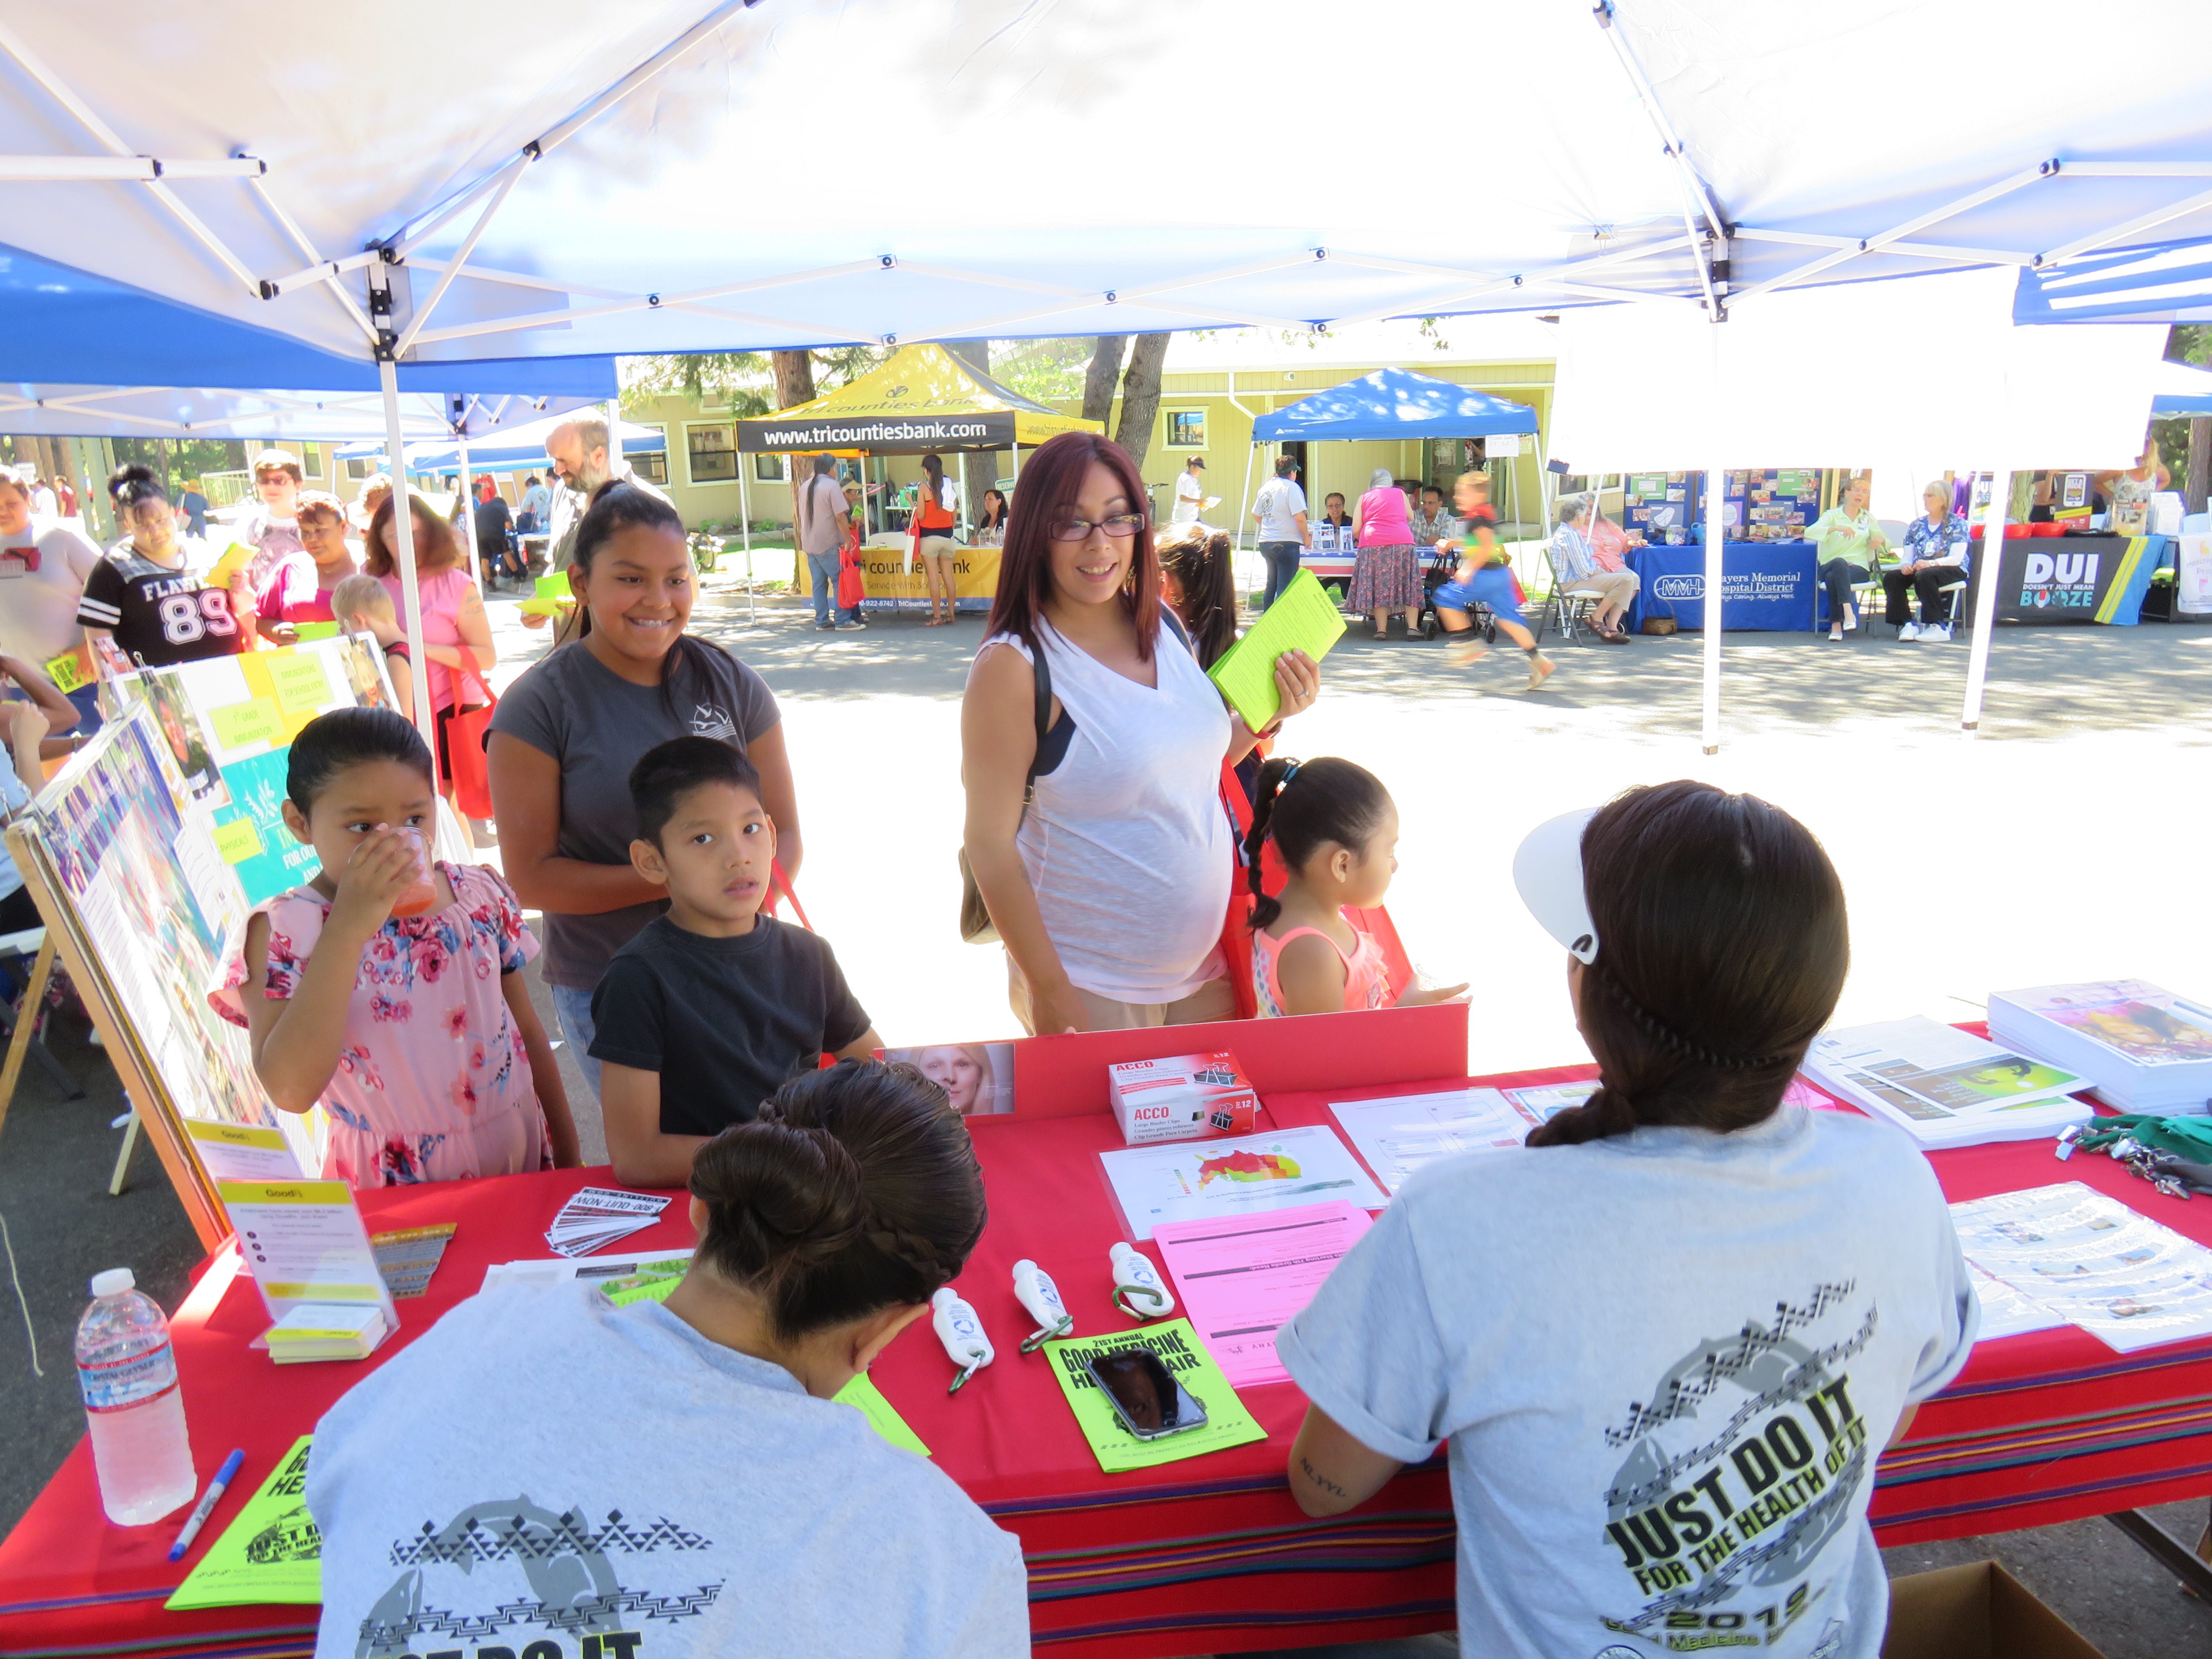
left=212, top=707, right=579, bottom=1186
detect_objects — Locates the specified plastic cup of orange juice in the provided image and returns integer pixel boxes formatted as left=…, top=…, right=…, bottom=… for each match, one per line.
left=389, top=826, right=437, bottom=918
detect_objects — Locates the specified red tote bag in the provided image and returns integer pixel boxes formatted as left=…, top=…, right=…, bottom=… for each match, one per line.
left=444, top=664, right=498, bottom=821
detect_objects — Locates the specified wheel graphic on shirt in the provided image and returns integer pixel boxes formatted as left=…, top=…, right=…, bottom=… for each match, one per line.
left=1594, top=1280, right=1877, bottom=1646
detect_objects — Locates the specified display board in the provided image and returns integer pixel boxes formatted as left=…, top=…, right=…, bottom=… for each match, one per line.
left=1986, top=534, right=2168, bottom=626
left=4, top=636, right=396, bottom=1246
left=1726, top=467, right=1822, bottom=543
left=1622, top=472, right=1698, bottom=545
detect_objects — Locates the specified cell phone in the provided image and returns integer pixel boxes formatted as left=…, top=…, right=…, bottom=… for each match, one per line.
left=1083, top=1346, right=1209, bottom=1441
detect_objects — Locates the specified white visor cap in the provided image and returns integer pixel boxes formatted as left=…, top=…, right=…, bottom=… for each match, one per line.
left=1513, top=807, right=1601, bottom=965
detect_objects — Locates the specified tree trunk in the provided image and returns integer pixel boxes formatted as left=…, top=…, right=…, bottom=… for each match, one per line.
left=771, top=349, right=818, bottom=583
left=1082, top=336, right=1126, bottom=427
left=944, top=341, right=998, bottom=532
left=1112, top=333, right=1172, bottom=473
left=2188, top=416, right=2211, bottom=516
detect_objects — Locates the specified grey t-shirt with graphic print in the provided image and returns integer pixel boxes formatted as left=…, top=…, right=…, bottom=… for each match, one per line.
left=489, top=639, right=779, bottom=989
left=306, top=1281, right=1029, bottom=1659
left=1278, top=1106, right=1976, bottom=1659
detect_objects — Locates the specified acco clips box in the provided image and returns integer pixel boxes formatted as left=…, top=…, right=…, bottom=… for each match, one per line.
left=1880, top=1561, right=2104, bottom=1659
left=1108, top=1051, right=1260, bottom=1146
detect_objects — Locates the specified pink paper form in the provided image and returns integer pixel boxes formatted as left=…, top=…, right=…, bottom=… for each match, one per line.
left=1151, top=1200, right=1374, bottom=1388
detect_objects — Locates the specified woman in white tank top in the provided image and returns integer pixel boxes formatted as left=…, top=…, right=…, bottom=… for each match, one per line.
left=962, top=434, right=1322, bottom=1036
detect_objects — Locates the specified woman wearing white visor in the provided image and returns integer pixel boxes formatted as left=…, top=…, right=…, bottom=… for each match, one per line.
left=1278, top=781, right=1976, bottom=1659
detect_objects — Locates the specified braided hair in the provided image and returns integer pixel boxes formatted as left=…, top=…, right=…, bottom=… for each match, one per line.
left=1244, top=756, right=1393, bottom=932
left=689, top=1060, right=987, bottom=1340
left=1528, top=781, right=1848, bottom=1148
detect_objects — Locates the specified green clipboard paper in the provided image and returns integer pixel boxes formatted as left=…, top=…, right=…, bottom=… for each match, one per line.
left=166, top=1435, right=322, bottom=1610
left=517, top=573, right=573, bottom=617
left=1205, top=569, right=1347, bottom=732
left=597, top=1259, right=931, bottom=1455
left=1041, top=1318, right=1267, bottom=1474
left=291, top=620, right=341, bottom=641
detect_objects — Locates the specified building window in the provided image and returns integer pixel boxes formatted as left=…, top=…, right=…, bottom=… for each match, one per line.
left=345, top=456, right=373, bottom=480
left=686, top=423, right=736, bottom=482
left=629, top=447, right=669, bottom=486
left=754, top=452, right=788, bottom=483
left=299, top=443, right=324, bottom=480
left=1165, top=410, right=1206, bottom=449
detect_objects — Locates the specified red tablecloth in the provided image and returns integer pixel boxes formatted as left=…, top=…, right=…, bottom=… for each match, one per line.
left=4, top=1061, right=2210, bottom=1659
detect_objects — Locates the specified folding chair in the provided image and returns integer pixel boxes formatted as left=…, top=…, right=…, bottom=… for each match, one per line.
left=1535, top=542, right=1608, bottom=646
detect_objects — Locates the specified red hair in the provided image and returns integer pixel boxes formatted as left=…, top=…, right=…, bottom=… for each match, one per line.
left=986, top=432, right=1161, bottom=661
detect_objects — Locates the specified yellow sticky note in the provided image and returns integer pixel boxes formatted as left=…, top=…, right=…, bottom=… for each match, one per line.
left=211, top=818, right=263, bottom=863
left=209, top=699, right=282, bottom=751
left=265, top=650, right=334, bottom=716
left=44, top=649, right=87, bottom=695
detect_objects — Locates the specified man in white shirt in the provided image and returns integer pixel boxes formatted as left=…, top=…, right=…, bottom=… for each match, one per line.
left=1251, top=456, right=1312, bottom=611
left=25, top=474, right=55, bottom=518
left=0, top=469, right=104, bottom=729
left=515, top=473, right=553, bottom=534
left=797, top=454, right=861, bottom=631
left=1171, top=456, right=1206, bottom=523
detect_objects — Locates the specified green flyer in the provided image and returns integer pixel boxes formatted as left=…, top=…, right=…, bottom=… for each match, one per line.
left=166, top=1435, right=321, bottom=1609
left=1042, top=1319, right=1268, bottom=1474
left=594, top=1259, right=929, bottom=1454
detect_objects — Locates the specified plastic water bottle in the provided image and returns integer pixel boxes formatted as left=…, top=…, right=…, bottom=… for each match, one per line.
left=75, top=1268, right=196, bottom=1525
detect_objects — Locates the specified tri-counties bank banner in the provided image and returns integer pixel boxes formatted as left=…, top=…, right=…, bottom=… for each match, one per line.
left=736, top=412, right=1013, bottom=454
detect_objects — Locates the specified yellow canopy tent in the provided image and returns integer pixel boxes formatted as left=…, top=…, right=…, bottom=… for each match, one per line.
left=733, top=343, right=1102, bottom=618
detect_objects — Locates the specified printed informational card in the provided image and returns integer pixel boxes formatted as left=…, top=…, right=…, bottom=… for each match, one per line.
left=1153, top=1202, right=1372, bottom=1387
left=1099, top=1124, right=1387, bottom=1241
left=1327, top=1089, right=1540, bottom=1194
left=1040, top=1318, right=1269, bottom=1473
left=218, top=1179, right=398, bottom=1330
left=1968, top=1263, right=2067, bottom=1343
left=545, top=1186, right=671, bottom=1258
left=166, top=1435, right=321, bottom=1608
left=184, top=1119, right=304, bottom=1182
left=1502, top=1081, right=1598, bottom=1122
left=1950, top=1182, right=2212, bottom=1354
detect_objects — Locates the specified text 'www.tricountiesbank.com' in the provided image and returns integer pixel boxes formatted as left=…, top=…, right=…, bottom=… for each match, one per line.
left=755, top=420, right=993, bottom=448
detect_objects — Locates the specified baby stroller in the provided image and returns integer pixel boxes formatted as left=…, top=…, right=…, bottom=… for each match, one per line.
left=1415, top=540, right=1499, bottom=644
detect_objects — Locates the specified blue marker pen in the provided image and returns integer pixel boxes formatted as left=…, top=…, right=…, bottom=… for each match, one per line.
left=167, top=1449, right=245, bottom=1562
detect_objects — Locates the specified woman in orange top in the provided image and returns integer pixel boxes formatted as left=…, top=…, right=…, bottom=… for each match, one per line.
left=914, top=452, right=961, bottom=626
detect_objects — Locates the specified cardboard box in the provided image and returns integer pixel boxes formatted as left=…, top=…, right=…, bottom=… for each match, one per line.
left=1107, top=1051, right=1260, bottom=1145
left=1882, top=1561, right=2104, bottom=1659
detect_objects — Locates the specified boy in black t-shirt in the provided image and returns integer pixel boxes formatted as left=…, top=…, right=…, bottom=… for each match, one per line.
left=590, top=737, right=881, bottom=1186
left=79, top=475, right=244, bottom=669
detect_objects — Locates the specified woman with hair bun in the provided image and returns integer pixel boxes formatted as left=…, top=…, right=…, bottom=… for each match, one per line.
left=304, top=1060, right=1027, bottom=1656
left=1279, top=782, right=1976, bottom=1659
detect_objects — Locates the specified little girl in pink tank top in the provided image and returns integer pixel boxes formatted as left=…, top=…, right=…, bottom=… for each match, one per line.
left=1244, top=756, right=1468, bottom=1018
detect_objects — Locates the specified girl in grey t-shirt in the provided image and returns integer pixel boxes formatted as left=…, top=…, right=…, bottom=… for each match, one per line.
left=488, top=483, right=795, bottom=1096
left=306, top=1060, right=1028, bottom=1657
left=1280, top=783, right=1976, bottom=1659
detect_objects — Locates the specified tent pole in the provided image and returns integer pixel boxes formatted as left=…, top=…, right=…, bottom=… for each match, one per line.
left=378, top=361, right=439, bottom=759
left=605, top=398, right=623, bottom=480
left=739, top=460, right=754, bottom=625
left=456, top=437, right=483, bottom=592
left=1237, top=442, right=1256, bottom=553
left=1702, top=463, right=1725, bottom=754
left=1960, top=466, right=2010, bottom=733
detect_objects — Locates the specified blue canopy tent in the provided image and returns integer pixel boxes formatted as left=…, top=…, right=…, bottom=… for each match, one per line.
left=1243, top=368, right=1540, bottom=588
left=2013, top=235, right=2212, bottom=327
left=2151, top=359, right=2212, bottom=418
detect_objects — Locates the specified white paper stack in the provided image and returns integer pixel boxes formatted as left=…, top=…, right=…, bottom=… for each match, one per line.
left=1988, top=981, right=2212, bottom=1115
left=545, top=1186, right=671, bottom=1257
left=1803, top=1017, right=2094, bottom=1148
left=265, top=1301, right=391, bottom=1364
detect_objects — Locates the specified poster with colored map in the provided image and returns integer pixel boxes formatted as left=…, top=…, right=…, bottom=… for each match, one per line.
left=1099, top=1124, right=1388, bottom=1240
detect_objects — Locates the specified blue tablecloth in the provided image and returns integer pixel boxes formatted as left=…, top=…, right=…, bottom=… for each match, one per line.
left=1626, top=541, right=1817, bottom=632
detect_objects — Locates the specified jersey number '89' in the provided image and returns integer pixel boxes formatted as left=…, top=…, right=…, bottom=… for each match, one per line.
left=157, top=591, right=237, bottom=646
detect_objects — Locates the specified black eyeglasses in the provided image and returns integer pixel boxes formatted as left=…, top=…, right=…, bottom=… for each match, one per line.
left=1047, top=513, right=1146, bottom=543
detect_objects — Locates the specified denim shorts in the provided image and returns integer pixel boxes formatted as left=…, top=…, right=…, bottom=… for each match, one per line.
left=1433, top=566, right=1524, bottom=628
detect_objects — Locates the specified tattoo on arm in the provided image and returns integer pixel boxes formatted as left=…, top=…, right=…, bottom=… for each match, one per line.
left=1298, top=1455, right=1348, bottom=1499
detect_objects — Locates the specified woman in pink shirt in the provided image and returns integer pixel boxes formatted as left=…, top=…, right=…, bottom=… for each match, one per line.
left=1345, top=473, right=1415, bottom=641
left=255, top=491, right=361, bottom=643
left=365, top=494, right=493, bottom=795
left=1348, top=468, right=1422, bottom=639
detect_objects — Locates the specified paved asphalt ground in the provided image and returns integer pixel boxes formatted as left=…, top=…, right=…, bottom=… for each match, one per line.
left=2, top=573, right=2208, bottom=1653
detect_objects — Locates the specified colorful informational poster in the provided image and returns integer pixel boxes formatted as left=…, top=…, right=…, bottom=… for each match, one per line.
left=876, top=1042, right=1016, bottom=1115
left=1327, top=1089, right=1540, bottom=1195
left=1099, top=1124, right=1388, bottom=1241
left=1039, top=1318, right=1269, bottom=1473
left=166, top=1435, right=322, bottom=1608
left=1153, top=1202, right=1372, bottom=1387
left=210, top=748, right=319, bottom=907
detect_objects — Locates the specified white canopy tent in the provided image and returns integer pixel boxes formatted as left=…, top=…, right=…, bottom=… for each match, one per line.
left=0, top=0, right=2205, bottom=746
